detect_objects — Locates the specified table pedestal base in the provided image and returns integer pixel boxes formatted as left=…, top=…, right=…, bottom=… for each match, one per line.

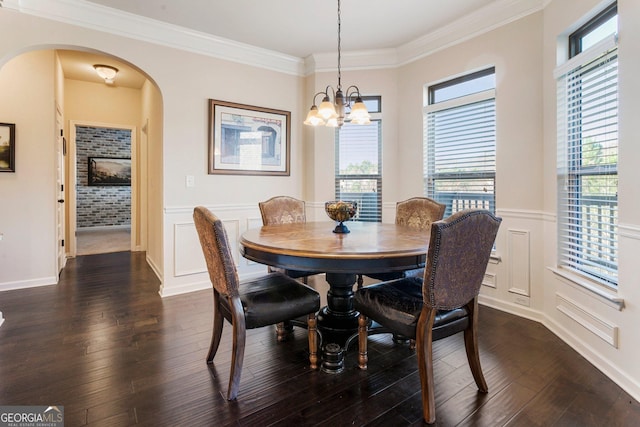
left=316, top=272, right=359, bottom=373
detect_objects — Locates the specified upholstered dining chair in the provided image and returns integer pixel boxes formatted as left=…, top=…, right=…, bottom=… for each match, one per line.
left=259, top=196, right=322, bottom=284
left=357, top=197, right=445, bottom=287
left=193, top=206, right=320, bottom=400
left=354, top=209, right=501, bottom=424
left=259, top=196, right=323, bottom=340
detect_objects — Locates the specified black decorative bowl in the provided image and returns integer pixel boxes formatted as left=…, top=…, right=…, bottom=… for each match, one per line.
left=325, top=201, right=358, bottom=233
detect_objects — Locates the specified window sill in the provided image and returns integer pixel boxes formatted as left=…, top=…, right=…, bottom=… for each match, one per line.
left=548, top=267, right=624, bottom=311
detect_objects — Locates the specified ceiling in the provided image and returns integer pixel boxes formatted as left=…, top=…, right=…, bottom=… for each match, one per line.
left=86, top=0, right=499, bottom=58
left=55, top=0, right=515, bottom=89
left=58, top=50, right=147, bottom=89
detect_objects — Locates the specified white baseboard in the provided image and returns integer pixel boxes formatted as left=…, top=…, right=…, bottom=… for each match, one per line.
left=543, top=314, right=640, bottom=403
left=77, top=225, right=131, bottom=231
left=479, top=295, right=640, bottom=404
left=0, top=276, right=58, bottom=292
left=158, top=270, right=266, bottom=298
left=159, top=279, right=210, bottom=297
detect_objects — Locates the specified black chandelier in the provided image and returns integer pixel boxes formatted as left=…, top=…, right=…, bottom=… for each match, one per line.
left=304, top=0, right=371, bottom=127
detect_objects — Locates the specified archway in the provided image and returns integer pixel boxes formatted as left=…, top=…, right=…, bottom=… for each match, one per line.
left=0, top=45, right=163, bottom=279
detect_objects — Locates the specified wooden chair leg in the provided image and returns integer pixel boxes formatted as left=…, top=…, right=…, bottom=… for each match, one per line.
left=464, top=299, right=488, bottom=392
left=416, top=308, right=437, bottom=424
left=358, top=314, right=368, bottom=370
left=207, top=292, right=225, bottom=364
left=227, top=297, right=246, bottom=401
left=307, top=312, right=318, bottom=370
left=357, top=274, right=364, bottom=289
left=276, top=321, right=294, bottom=342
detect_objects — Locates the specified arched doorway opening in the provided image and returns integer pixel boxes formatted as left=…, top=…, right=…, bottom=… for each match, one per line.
left=55, top=48, right=161, bottom=265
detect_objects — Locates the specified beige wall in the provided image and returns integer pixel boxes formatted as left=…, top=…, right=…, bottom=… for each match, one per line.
left=64, top=80, right=142, bottom=125
left=540, top=0, right=640, bottom=399
left=141, top=79, right=164, bottom=279
left=0, top=50, right=57, bottom=287
left=0, top=8, right=308, bottom=296
left=397, top=13, right=544, bottom=211
left=304, top=66, right=399, bottom=222
left=393, top=12, right=546, bottom=317
left=64, top=77, right=144, bottom=255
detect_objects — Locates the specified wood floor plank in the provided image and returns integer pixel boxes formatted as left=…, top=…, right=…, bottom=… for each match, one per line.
left=0, top=252, right=637, bottom=426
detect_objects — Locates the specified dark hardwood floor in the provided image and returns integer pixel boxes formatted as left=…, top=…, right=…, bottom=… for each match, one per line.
left=1, top=252, right=639, bottom=426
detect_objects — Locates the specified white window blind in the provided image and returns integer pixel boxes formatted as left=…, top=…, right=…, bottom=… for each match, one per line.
left=424, top=90, right=496, bottom=217
left=335, top=120, right=382, bottom=222
left=556, top=35, right=618, bottom=287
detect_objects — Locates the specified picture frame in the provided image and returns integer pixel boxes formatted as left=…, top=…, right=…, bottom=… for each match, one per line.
left=0, top=122, right=16, bottom=172
left=88, top=157, right=131, bottom=186
left=208, top=99, right=290, bottom=176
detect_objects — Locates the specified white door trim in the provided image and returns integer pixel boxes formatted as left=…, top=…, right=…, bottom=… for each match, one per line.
left=69, top=120, right=137, bottom=257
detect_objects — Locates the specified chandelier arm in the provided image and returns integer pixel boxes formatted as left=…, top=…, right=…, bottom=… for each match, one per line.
left=344, top=85, right=363, bottom=106
left=312, top=90, right=329, bottom=105
left=325, top=85, right=336, bottom=100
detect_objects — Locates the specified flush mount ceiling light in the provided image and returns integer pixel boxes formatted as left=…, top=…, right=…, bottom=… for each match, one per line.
left=93, top=64, right=118, bottom=85
left=304, top=0, right=370, bottom=127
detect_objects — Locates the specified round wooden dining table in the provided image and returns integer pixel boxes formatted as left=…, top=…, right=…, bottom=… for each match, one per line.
left=239, top=221, right=430, bottom=372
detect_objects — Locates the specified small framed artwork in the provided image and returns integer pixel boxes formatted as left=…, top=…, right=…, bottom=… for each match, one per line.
left=208, top=99, right=290, bottom=176
left=0, top=122, right=16, bottom=172
left=88, top=157, right=131, bottom=186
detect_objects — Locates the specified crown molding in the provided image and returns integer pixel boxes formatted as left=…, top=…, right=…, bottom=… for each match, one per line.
left=306, top=0, right=544, bottom=74
left=396, top=0, right=544, bottom=66
left=1, top=0, right=305, bottom=76
left=305, top=48, right=398, bottom=75
left=3, top=0, right=544, bottom=76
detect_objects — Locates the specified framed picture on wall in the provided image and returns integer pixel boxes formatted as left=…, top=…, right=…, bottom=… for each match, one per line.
left=208, top=99, right=290, bottom=176
left=88, top=157, right=131, bottom=186
left=0, top=122, right=16, bottom=172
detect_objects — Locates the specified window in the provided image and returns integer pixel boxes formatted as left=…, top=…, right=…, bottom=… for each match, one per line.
left=556, top=3, right=618, bottom=287
left=424, top=68, right=496, bottom=217
left=335, top=97, right=382, bottom=222
left=569, top=3, right=618, bottom=58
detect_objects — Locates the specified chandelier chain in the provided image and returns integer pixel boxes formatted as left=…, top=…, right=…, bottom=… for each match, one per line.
left=337, top=0, right=342, bottom=90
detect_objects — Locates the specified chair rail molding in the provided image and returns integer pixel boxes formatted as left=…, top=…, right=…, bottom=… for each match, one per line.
left=619, top=222, right=640, bottom=240
left=496, top=208, right=549, bottom=221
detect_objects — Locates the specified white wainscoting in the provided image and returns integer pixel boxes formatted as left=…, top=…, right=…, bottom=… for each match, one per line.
left=507, top=228, right=531, bottom=297
left=483, top=271, right=497, bottom=288
left=555, top=292, right=619, bottom=348
left=173, top=221, right=208, bottom=277
left=161, top=204, right=268, bottom=297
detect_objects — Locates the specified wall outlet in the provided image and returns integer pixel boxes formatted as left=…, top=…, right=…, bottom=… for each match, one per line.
left=185, top=175, right=195, bottom=188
